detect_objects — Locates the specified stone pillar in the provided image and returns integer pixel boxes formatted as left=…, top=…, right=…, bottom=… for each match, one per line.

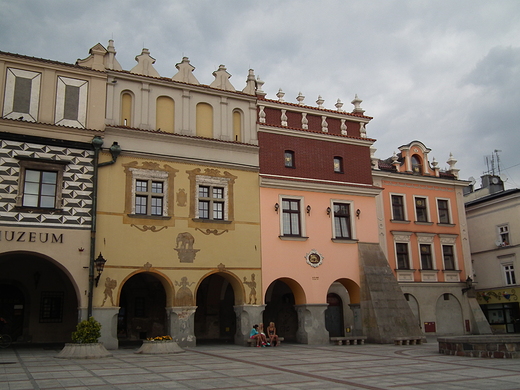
left=295, top=304, right=329, bottom=344
left=92, top=307, right=119, bottom=350
left=167, top=306, right=197, bottom=348
left=349, top=304, right=363, bottom=336
left=234, top=305, right=265, bottom=346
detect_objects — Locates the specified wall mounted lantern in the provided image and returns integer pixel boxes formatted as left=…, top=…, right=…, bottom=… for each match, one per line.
left=94, top=253, right=107, bottom=287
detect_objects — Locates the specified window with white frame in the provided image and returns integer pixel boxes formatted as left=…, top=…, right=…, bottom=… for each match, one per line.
left=498, top=224, right=510, bottom=246
left=396, top=242, right=410, bottom=269
left=420, top=244, right=434, bottom=270
left=55, top=76, right=88, bottom=128
left=437, top=198, right=451, bottom=224
left=194, top=175, right=229, bottom=221
left=503, top=264, right=516, bottom=285
left=282, top=198, right=301, bottom=236
left=414, top=196, right=429, bottom=222
left=332, top=202, right=352, bottom=239
left=3, top=68, right=41, bottom=122
left=16, top=158, right=67, bottom=209
left=130, top=169, right=169, bottom=217
left=442, top=245, right=456, bottom=270
left=391, top=194, right=406, bottom=221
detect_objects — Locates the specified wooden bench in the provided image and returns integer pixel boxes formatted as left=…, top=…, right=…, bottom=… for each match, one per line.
left=394, top=336, right=426, bottom=345
left=330, top=336, right=367, bottom=345
left=246, top=337, right=284, bottom=347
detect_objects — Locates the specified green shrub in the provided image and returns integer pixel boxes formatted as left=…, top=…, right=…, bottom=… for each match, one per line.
left=71, top=317, right=102, bottom=344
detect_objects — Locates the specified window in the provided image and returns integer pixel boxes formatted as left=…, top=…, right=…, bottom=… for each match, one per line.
left=3, top=68, right=41, bottom=122
left=391, top=194, right=406, bottom=221
left=55, top=76, right=88, bottom=128
left=282, top=198, right=301, bottom=236
left=437, top=199, right=450, bottom=224
left=420, top=244, right=433, bottom=270
left=40, top=292, right=64, bottom=323
left=135, top=179, right=165, bottom=216
left=499, top=225, right=510, bottom=246
left=411, top=155, right=422, bottom=174
left=442, top=245, right=456, bottom=270
left=504, top=264, right=516, bottom=285
left=285, top=150, right=295, bottom=168
left=333, top=157, right=343, bottom=173
left=415, top=197, right=428, bottom=222
left=396, top=243, right=410, bottom=269
left=198, top=185, right=224, bottom=220
left=17, top=158, right=66, bottom=209
left=333, top=202, right=351, bottom=239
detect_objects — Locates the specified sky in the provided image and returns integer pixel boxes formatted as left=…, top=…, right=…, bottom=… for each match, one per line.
left=2, top=0, right=520, bottom=189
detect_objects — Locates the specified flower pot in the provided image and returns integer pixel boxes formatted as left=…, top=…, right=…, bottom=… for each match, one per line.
left=55, top=342, right=112, bottom=359
left=134, top=340, right=185, bottom=354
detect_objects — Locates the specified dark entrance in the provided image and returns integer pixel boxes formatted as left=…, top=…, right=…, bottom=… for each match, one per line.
left=0, top=252, right=78, bottom=343
left=264, top=280, right=298, bottom=342
left=117, top=273, right=167, bottom=340
left=194, top=273, right=236, bottom=343
left=325, top=293, right=344, bottom=337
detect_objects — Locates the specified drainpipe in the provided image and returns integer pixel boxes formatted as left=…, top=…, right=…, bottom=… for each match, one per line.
left=87, top=136, right=121, bottom=318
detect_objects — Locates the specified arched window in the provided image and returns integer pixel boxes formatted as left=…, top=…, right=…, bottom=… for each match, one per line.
left=121, top=92, right=133, bottom=127
left=196, top=103, right=213, bottom=138
left=233, top=110, right=242, bottom=142
left=156, top=96, right=175, bottom=133
left=411, top=155, right=422, bottom=174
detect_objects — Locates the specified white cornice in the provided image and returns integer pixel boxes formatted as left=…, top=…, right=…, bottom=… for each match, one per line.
left=259, top=125, right=374, bottom=146
left=373, top=170, right=469, bottom=188
left=260, top=175, right=381, bottom=196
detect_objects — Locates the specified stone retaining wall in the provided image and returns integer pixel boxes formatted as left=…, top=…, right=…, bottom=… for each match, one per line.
left=438, top=336, right=520, bottom=358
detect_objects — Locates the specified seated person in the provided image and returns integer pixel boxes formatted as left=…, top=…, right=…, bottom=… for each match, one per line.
left=266, top=322, right=279, bottom=347
left=249, top=324, right=267, bottom=347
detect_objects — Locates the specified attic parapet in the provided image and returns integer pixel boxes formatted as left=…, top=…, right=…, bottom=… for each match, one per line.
left=257, top=99, right=372, bottom=138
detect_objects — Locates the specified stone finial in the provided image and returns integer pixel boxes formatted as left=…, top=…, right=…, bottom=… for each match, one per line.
left=242, top=69, right=256, bottom=95
left=351, top=94, right=365, bottom=114
left=210, top=65, right=235, bottom=91
left=301, top=113, right=308, bottom=129
left=335, top=99, right=344, bottom=112
left=172, top=57, right=200, bottom=84
left=321, top=116, right=328, bottom=132
left=359, top=122, right=367, bottom=138
left=431, top=157, right=440, bottom=177
left=281, top=109, right=288, bottom=127
left=340, top=119, right=347, bottom=135
left=296, top=92, right=305, bottom=105
left=370, top=146, right=379, bottom=170
left=447, top=153, right=459, bottom=179
left=106, top=40, right=123, bottom=70
left=316, top=95, right=324, bottom=109
left=392, top=152, right=400, bottom=170
left=277, top=88, right=285, bottom=102
left=130, top=48, right=161, bottom=77
left=256, top=76, right=266, bottom=97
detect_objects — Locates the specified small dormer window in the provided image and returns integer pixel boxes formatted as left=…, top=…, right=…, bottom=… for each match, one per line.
left=411, top=155, right=422, bottom=174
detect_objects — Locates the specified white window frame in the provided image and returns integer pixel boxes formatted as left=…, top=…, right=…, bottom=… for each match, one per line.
left=195, top=175, right=229, bottom=221
left=498, top=224, right=510, bottom=246
left=3, top=68, right=41, bottom=122
left=279, top=195, right=306, bottom=238
left=330, top=199, right=356, bottom=240
left=413, top=195, right=430, bottom=223
left=130, top=168, right=169, bottom=217
left=439, top=234, right=458, bottom=271
left=503, top=263, right=516, bottom=286
left=55, top=76, right=88, bottom=128
left=390, top=193, right=407, bottom=221
left=436, top=197, right=452, bottom=225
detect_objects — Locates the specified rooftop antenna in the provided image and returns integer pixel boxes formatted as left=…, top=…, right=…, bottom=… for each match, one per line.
left=494, top=149, right=502, bottom=176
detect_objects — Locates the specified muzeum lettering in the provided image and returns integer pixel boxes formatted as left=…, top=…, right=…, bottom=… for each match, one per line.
left=0, top=231, right=63, bottom=243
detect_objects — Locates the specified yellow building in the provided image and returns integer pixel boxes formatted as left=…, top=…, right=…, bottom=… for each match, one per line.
left=78, top=42, right=262, bottom=348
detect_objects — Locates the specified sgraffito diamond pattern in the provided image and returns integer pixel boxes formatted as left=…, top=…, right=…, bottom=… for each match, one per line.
left=0, top=139, right=94, bottom=227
